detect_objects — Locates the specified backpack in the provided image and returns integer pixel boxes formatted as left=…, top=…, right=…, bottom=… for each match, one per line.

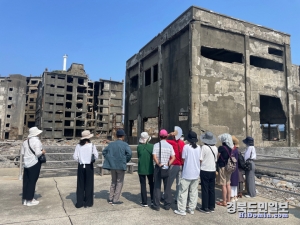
left=220, top=146, right=237, bottom=173
left=238, top=151, right=246, bottom=169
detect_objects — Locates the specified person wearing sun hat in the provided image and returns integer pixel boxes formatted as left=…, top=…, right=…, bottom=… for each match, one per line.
left=198, top=131, right=218, bottom=213
left=73, top=130, right=98, bottom=208
left=102, top=129, right=132, bottom=205
left=137, top=132, right=154, bottom=207
left=174, top=130, right=201, bottom=216
left=151, top=129, right=175, bottom=211
left=21, top=127, right=46, bottom=206
left=243, top=136, right=256, bottom=198
left=229, top=135, right=240, bottom=202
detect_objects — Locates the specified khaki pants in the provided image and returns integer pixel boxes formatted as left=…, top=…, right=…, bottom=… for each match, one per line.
left=109, top=170, right=125, bottom=202
left=177, top=178, right=198, bottom=211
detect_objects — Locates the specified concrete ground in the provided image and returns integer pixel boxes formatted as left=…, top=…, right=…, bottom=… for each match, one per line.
left=0, top=169, right=299, bottom=225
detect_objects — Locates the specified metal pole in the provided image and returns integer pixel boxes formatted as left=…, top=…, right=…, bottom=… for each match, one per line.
left=18, top=147, right=23, bottom=180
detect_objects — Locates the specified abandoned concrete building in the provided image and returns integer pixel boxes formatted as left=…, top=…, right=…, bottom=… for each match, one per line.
left=35, top=63, right=123, bottom=139
left=0, top=75, right=27, bottom=140
left=125, top=6, right=300, bottom=146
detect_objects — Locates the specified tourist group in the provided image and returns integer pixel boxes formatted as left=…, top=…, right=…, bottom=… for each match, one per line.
left=20, top=126, right=256, bottom=215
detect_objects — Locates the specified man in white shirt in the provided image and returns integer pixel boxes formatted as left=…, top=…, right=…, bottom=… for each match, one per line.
left=151, top=129, right=175, bottom=211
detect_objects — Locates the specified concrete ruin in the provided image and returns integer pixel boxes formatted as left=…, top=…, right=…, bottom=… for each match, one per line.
left=125, top=6, right=300, bottom=146
left=35, top=63, right=123, bottom=139
left=0, top=75, right=27, bottom=140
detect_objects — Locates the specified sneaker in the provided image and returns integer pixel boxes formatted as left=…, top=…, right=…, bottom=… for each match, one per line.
left=174, top=210, right=186, bottom=216
left=151, top=205, right=160, bottom=211
left=32, top=199, right=39, bottom=204
left=199, top=208, right=210, bottom=214
left=151, top=201, right=154, bottom=206
left=26, top=200, right=39, bottom=206
left=108, top=199, right=113, bottom=204
left=141, top=204, right=148, bottom=207
left=245, top=195, right=250, bottom=198
left=209, top=208, right=215, bottom=213
left=23, top=200, right=27, bottom=206
left=186, top=208, right=194, bottom=215
left=111, top=201, right=123, bottom=206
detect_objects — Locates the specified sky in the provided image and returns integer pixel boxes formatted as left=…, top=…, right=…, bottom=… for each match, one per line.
left=0, top=0, right=299, bottom=82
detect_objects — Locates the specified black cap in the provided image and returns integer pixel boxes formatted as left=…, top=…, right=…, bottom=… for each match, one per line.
left=116, top=129, right=125, bottom=136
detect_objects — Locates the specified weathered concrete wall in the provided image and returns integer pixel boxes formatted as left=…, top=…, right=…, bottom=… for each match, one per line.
left=255, top=147, right=300, bottom=158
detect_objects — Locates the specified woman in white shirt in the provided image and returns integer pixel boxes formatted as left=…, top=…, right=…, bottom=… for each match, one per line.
left=73, top=130, right=98, bottom=208
left=199, top=131, right=218, bottom=213
left=243, top=136, right=256, bottom=198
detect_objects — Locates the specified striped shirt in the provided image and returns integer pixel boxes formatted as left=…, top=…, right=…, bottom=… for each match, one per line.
left=152, top=140, right=175, bottom=165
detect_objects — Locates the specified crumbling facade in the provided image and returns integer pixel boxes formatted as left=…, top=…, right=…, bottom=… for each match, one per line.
left=36, top=63, right=124, bottom=139
left=125, top=6, right=300, bottom=146
left=0, top=75, right=27, bottom=140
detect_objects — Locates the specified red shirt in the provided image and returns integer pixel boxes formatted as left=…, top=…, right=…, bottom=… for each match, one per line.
left=167, top=139, right=185, bottom=165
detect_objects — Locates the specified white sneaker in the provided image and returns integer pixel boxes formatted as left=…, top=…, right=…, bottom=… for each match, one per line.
left=23, top=200, right=27, bottom=206
left=186, top=208, right=194, bottom=215
left=32, top=199, right=39, bottom=204
left=245, top=195, right=250, bottom=198
left=174, top=210, right=186, bottom=216
left=26, top=200, right=39, bottom=206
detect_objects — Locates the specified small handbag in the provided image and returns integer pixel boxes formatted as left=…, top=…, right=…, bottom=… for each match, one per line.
left=91, top=144, right=95, bottom=163
left=244, top=151, right=253, bottom=171
left=28, top=139, right=46, bottom=164
left=159, top=141, right=170, bottom=178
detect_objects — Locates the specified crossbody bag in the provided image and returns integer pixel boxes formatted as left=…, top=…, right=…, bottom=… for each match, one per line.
left=28, top=139, right=46, bottom=164
left=244, top=150, right=252, bottom=171
left=207, top=145, right=217, bottom=171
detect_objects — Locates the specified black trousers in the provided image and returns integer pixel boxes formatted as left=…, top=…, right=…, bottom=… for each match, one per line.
left=22, top=162, right=41, bottom=200
left=76, top=163, right=94, bottom=208
left=200, top=170, right=216, bottom=209
left=138, top=174, right=154, bottom=205
left=153, top=165, right=171, bottom=209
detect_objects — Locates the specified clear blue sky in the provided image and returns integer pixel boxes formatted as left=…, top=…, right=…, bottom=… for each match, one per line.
left=0, top=0, right=299, bottom=82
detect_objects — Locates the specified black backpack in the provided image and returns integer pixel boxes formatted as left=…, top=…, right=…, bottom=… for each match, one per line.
left=238, top=151, right=245, bottom=169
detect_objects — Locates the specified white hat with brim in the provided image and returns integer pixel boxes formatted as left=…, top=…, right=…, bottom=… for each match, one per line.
left=174, top=126, right=183, bottom=140
left=139, top=132, right=151, bottom=144
left=28, top=127, right=43, bottom=138
left=81, top=130, right=94, bottom=140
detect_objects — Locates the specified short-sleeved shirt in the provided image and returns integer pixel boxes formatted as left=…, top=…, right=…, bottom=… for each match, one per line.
left=200, top=145, right=218, bottom=171
left=181, top=144, right=201, bottom=180
left=152, top=140, right=174, bottom=165
left=217, top=144, right=232, bottom=168
left=166, top=139, right=185, bottom=166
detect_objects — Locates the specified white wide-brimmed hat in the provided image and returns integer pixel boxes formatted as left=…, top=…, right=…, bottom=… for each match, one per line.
left=139, top=132, right=151, bottom=144
left=81, top=130, right=94, bottom=140
left=174, top=126, right=183, bottom=140
left=28, top=127, right=43, bottom=138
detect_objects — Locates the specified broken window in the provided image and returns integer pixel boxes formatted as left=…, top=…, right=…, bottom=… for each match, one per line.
left=57, top=76, right=65, bottom=80
left=64, top=120, right=74, bottom=126
left=201, top=46, right=244, bottom=63
left=30, top=98, right=34, bottom=102
left=268, top=47, right=283, bottom=57
left=66, top=102, right=72, bottom=109
left=31, top=80, right=38, bottom=84
left=65, top=111, right=72, bottom=117
left=67, top=86, right=73, bottom=92
left=9, top=88, right=13, bottom=91
left=49, top=84, right=55, bottom=88
left=250, top=56, right=283, bottom=71
left=8, top=105, right=11, bottom=109
left=88, top=98, right=93, bottom=103
left=7, top=115, right=10, bottom=118
left=75, top=129, right=83, bottom=137
left=76, top=112, right=83, bottom=118
left=29, top=105, right=34, bottom=109
left=6, top=123, right=9, bottom=127
left=77, top=86, right=86, bottom=93
left=88, top=90, right=93, bottom=96
left=88, top=82, right=93, bottom=89
left=29, top=115, right=34, bottom=119
left=50, top=94, right=54, bottom=96
left=77, top=95, right=83, bottom=102
left=28, top=122, right=35, bottom=128
left=30, top=89, right=37, bottom=94
left=66, top=94, right=72, bottom=101
left=51, top=75, right=56, bottom=79
left=130, top=75, right=138, bottom=91
left=57, top=85, right=64, bottom=89
left=5, top=132, right=9, bottom=139
left=76, top=120, right=85, bottom=126
left=145, top=68, right=151, bottom=86
left=260, top=95, right=287, bottom=141
left=153, top=64, right=158, bottom=82
left=67, top=76, right=73, bottom=83
left=8, top=97, right=12, bottom=100
left=78, top=78, right=84, bottom=85
left=64, top=129, right=74, bottom=137
left=76, top=103, right=83, bottom=110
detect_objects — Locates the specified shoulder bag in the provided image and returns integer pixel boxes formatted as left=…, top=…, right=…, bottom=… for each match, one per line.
left=220, top=146, right=236, bottom=173
left=91, top=144, right=96, bottom=163
left=28, top=139, right=46, bottom=164
left=159, top=141, right=170, bottom=178
left=244, top=151, right=252, bottom=171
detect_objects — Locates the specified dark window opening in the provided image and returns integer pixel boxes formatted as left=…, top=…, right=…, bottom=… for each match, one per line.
left=29, top=105, right=34, bottom=109
left=31, top=80, right=38, bottom=84
left=76, top=112, right=82, bottom=118
left=78, top=78, right=84, bottom=85
left=57, top=76, right=65, bottom=80
left=8, top=97, right=12, bottom=100
left=66, top=94, right=72, bottom=101
left=64, top=120, right=71, bottom=126
left=88, top=98, right=93, bottom=103
left=77, top=103, right=83, bottom=109
left=77, top=86, right=86, bottom=93
left=65, top=111, right=72, bottom=117
left=49, top=84, right=55, bottom=88
left=75, top=129, right=83, bottom=137
left=130, top=75, right=138, bottom=91
left=30, top=98, right=34, bottom=102
left=57, top=86, right=64, bottom=89
left=64, top=129, right=74, bottom=137
left=57, top=94, right=64, bottom=97
left=5, top=132, right=9, bottom=139
left=56, top=103, right=63, bottom=106
left=76, top=120, right=85, bottom=126
left=28, top=122, right=35, bottom=128
left=201, top=46, right=244, bottom=63
left=88, top=82, right=93, bottom=89
left=67, top=76, right=73, bottom=83
left=8, top=105, right=11, bottom=109
left=87, top=114, right=92, bottom=119
left=88, top=90, right=93, bottom=96
left=268, top=47, right=283, bottom=57
left=9, top=88, right=13, bottom=91
left=29, top=115, right=34, bottom=119
left=51, top=75, right=55, bottom=79
left=50, top=94, right=54, bottom=96
left=6, top=123, right=9, bottom=127
left=67, top=86, right=73, bottom=92
left=30, top=89, right=37, bottom=94
left=260, top=95, right=287, bottom=141
left=250, top=56, right=283, bottom=71
left=145, top=68, right=151, bottom=86
left=7, top=115, right=10, bottom=118
left=66, top=102, right=72, bottom=109
left=153, top=65, right=158, bottom=82
left=77, top=96, right=83, bottom=101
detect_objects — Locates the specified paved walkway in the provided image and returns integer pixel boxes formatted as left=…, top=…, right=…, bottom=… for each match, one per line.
left=0, top=169, right=299, bottom=225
